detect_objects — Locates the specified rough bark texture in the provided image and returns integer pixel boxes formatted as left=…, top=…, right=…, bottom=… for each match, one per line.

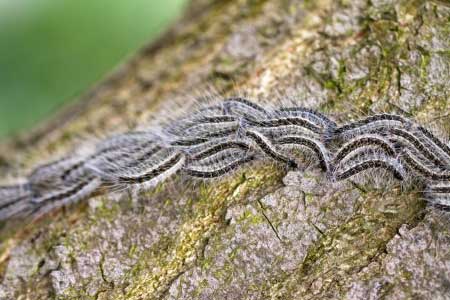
left=0, top=0, right=449, bottom=299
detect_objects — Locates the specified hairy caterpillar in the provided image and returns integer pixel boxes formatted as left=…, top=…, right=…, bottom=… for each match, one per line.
left=332, top=134, right=396, bottom=166
left=333, top=114, right=412, bottom=138
left=275, top=135, right=329, bottom=171
left=183, top=153, right=255, bottom=178
left=0, top=97, right=449, bottom=222
left=245, top=129, right=298, bottom=169
left=332, top=153, right=406, bottom=181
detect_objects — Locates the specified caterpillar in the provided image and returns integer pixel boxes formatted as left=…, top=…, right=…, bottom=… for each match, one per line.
left=274, top=135, right=329, bottom=171
left=0, top=97, right=449, bottom=222
left=332, top=152, right=406, bottom=181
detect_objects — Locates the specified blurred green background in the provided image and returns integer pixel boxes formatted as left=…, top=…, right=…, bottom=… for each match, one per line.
left=0, top=0, right=187, bottom=139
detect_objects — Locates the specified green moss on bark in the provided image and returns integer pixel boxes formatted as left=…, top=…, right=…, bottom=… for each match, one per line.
left=1, top=0, right=449, bottom=299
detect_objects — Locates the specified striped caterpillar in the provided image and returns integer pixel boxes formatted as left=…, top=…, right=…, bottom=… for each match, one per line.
left=0, top=97, right=449, bottom=221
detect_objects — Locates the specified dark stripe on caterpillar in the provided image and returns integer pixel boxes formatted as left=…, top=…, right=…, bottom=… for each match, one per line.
left=333, top=134, right=396, bottom=164
left=334, top=156, right=405, bottom=181
left=275, top=135, right=329, bottom=171
left=275, top=107, right=337, bottom=129
left=245, top=130, right=298, bottom=169
left=190, top=141, right=250, bottom=161
left=246, top=117, right=322, bottom=134
left=334, top=114, right=410, bottom=136
left=183, top=155, right=255, bottom=178
left=222, top=97, right=268, bottom=113
left=116, top=152, right=184, bottom=184
left=31, top=176, right=98, bottom=204
left=401, top=150, right=450, bottom=181
left=171, top=128, right=237, bottom=146
left=388, top=128, right=448, bottom=170
left=417, top=126, right=450, bottom=159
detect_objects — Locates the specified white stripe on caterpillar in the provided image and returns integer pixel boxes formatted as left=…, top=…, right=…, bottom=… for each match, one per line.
left=333, top=114, right=412, bottom=140
left=246, top=116, right=322, bottom=135
left=0, top=184, right=33, bottom=220
left=183, top=154, right=255, bottom=178
left=272, top=106, right=337, bottom=139
left=425, top=182, right=450, bottom=194
left=94, top=151, right=186, bottom=186
left=274, top=135, right=329, bottom=171
left=30, top=175, right=100, bottom=204
left=189, top=140, right=251, bottom=161
left=416, top=126, right=450, bottom=164
left=332, top=134, right=396, bottom=166
left=186, top=149, right=252, bottom=177
left=221, top=97, right=269, bottom=120
left=245, top=129, right=298, bottom=169
left=171, top=115, right=239, bottom=137
left=424, top=182, right=450, bottom=209
left=30, top=176, right=102, bottom=220
left=387, top=128, right=448, bottom=170
left=400, top=149, right=450, bottom=181
left=333, top=154, right=406, bottom=181
left=170, top=127, right=238, bottom=147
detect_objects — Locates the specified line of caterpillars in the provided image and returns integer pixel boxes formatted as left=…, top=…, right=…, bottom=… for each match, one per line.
left=0, top=97, right=449, bottom=221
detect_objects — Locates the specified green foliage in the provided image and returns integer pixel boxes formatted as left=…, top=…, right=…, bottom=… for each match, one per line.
left=0, top=0, right=186, bottom=138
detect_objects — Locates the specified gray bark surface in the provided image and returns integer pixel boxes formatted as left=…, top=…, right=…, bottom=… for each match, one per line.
left=0, top=0, right=449, bottom=299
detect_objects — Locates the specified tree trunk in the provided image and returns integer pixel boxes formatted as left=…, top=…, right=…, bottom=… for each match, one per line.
left=1, top=0, right=449, bottom=299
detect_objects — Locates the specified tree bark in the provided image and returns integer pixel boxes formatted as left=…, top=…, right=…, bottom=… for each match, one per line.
left=1, top=0, right=449, bottom=299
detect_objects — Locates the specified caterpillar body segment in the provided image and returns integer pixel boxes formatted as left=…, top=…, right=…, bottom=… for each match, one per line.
left=183, top=154, right=255, bottom=178
left=400, top=150, right=450, bottom=181
left=170, top=127, right=238, bottom=147
left=416, top=126, right=450, bottom=165
left=272, top=106, right=337, bottom=139
left=333, top=154, right=406, bottom=182
left=332, top=134, right=396, bottom=167
left=30, top=175, right=100, bottom=205
left=87, top=149, right=185, bottom=185
left=334, top=114, right=412, bottom=136
left=30, top=176, right=102, bottom=220
left=245, top=129, right=298, bottom=169
left=28, top=157, right=86, bottom=189
left=221, top=97, right=269, bottom=121
left=189, top=140, right=251, bottom=161
left=274, top=107, right=337, bottom=128
left=246, top=116, right=323, bottom=135
left=275, top=135, right=330, bottom=171
left=424, top=182, right=450, bottom=209
left=0, top=184, right=34, bottom=221
left=387, top=128, right=448, bottom=170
